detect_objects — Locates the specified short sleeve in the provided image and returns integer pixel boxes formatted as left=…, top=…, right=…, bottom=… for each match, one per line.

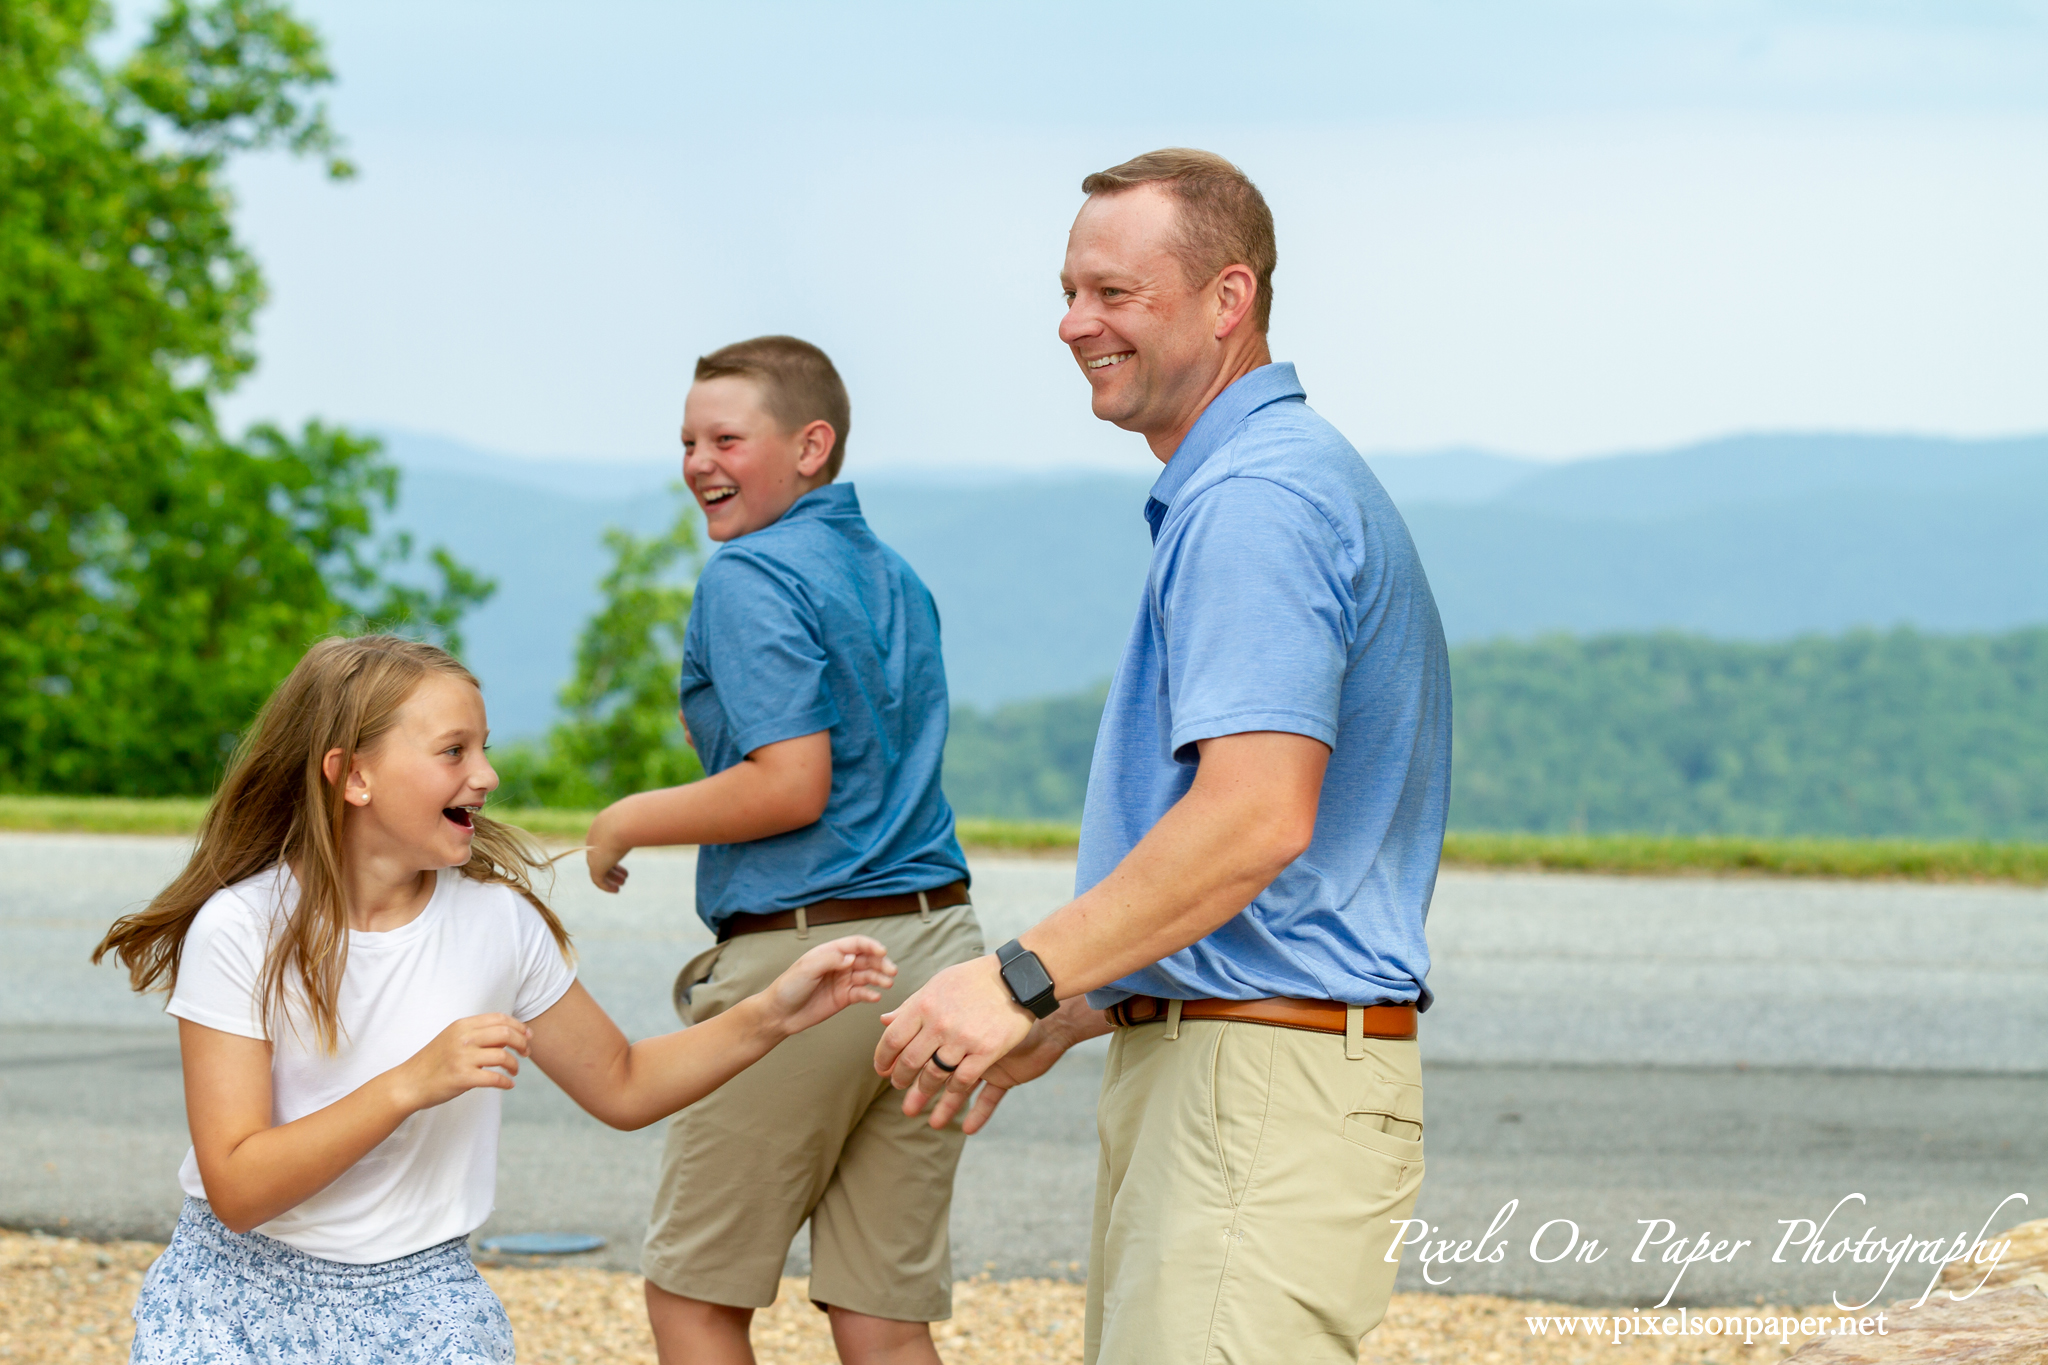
left=165, top=890, right=274, bottom=1040
left=695, top=552, right=840, bottom=755
left=1156, top=478, right=1353, bottom=761
left=509, top=896, right=577, bottom=1022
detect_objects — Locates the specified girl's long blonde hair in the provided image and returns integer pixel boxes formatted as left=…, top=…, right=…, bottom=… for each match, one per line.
left=94, top=634, right=571, bottom=1052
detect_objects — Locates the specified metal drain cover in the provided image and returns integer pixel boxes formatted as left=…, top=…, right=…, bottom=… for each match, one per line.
left=477, top=1233, right=606, bottom=1256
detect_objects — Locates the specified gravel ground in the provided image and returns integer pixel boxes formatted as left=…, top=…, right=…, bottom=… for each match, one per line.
left=3, top=1229, right=1864, bottom=1364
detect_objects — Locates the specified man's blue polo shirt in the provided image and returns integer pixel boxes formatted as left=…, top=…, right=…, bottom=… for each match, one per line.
left=680, top=483, right=968, bottom=931
left=1078, top=363, right=1452, bottom=1010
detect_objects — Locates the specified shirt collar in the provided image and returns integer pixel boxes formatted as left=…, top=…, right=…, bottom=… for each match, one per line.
left=1142, top=362, right=1305, bottom=540
left=778, top=481, right=862, bottom=525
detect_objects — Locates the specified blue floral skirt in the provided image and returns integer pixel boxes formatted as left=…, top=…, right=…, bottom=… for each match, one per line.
left=130, top=1198, right=515, bottom=1364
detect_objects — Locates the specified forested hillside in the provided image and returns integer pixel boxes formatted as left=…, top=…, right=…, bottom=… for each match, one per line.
left=381, top=430, right=2048, bottom=733
left=943, top=683, right=1110, bottom=822
left=942, top=627, right=2048, bottom=840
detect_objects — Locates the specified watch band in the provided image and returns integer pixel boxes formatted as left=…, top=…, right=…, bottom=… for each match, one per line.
left=996, top=938, right=1059, bottom=1019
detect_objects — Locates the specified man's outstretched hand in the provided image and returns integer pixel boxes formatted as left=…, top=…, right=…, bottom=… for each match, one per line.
left=876, top=963, right=1110, bottom=1132
left=873, top=955, right=1035, bottom=1129
left=943, top=1013, right=1081, bottom=1133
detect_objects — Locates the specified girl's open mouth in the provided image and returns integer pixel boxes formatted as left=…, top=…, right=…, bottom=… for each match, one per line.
left=442, top=807, right=476, bottom=830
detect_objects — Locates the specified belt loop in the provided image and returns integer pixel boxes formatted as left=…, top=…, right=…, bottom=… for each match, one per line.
left=795, top=906, right=809, bottom=940
left=917, top=889, right=931, bottom=923
left=1165, top=998, right=1182, bottom=1041
left=1345, top=1005, right=1365, bottom=1060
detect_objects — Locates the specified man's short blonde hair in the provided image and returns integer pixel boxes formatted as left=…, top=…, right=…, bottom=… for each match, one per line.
left=1081, top=148, right=1277, bottom=333
left=694, top=335, right=851, bottom=481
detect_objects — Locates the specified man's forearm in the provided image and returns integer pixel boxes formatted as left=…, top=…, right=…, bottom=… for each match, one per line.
left=873, top=732, right=1327, bottom=1129
left=1016, top=733, right=1326, bottom=1000
left=1045, top=995, right=1114, bottom=1045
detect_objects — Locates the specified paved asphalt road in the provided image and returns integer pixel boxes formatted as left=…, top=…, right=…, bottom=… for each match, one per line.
left=4, top=833, right=2043, bottom=1304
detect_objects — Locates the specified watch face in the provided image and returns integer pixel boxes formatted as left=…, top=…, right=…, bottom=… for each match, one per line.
left=1002, top=949, right=1055, bottom=1007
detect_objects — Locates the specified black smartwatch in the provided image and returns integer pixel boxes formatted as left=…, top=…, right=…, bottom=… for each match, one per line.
left=996, top=939, right=1058, bottom=1019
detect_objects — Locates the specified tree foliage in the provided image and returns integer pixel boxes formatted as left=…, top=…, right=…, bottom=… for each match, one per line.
left=1449, top=627, right=2048, bottom=839
left=1, top=0, right=487, bottom=795
left=493, top=491, right=705, bottom=809
left=943, top=682, right=1109, bottom=822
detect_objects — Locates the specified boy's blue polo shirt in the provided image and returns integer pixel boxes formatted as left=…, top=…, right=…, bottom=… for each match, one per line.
left=1078, top=363, right=1452, bottom=1010
left=680, top=483, right=968, bottom=930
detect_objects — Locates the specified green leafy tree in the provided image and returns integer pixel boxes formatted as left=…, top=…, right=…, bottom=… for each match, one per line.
left=1, top=0, right=488, bottom=795
left=944, top=682, right=1109, bottom=821
left=494, top=491, right=704, bottom=809
left=1448, top=627, right=2048, bottom=839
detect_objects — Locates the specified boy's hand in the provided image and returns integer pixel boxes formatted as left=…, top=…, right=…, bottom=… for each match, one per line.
left=585, top=842, right=629, bottom=893
left=760, top=935, right=897, bottom=1038
left=584, top=808, right=629, bottom=892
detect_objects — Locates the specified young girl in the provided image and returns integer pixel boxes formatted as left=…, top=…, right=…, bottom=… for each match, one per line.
left=94, top=634, right=894, bottom=1364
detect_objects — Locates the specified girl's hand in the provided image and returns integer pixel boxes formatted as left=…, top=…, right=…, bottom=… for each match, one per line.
left=760, top=936, right=897, bottom=1038
left=389, top=1013, right=531, bottom=1113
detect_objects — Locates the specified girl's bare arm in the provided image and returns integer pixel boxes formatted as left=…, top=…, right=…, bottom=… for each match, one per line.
left=180, top=1012, right=531, bottom=1233
left=528, top=936, right=893, bottom=1131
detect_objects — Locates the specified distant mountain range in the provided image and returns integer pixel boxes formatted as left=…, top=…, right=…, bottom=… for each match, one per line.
left=379, top=429, right=2048, bottom=738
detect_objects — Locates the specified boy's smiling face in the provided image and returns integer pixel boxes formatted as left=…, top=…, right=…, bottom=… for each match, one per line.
left=682, top=376, right=835, bottom=541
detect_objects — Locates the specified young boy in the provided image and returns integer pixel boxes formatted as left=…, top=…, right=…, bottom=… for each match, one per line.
left=584, top=335, right=979, bottom=1365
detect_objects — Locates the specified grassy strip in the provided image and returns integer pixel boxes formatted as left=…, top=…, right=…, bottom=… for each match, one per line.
left=495, top=814, right=1090, bottom=851
left=494, top=814, right=1088, bottom=851
left=0, top=794, right=212, bottom=835
left=485, top=807, right=598, bottom=840
left=1441, top=831, right=2048, bottom=884
left=5, top=797, right=2044, bottom=884
left=0, top=798, right=1074, bottom=849
left=954, top=818, right=1085, bottom=852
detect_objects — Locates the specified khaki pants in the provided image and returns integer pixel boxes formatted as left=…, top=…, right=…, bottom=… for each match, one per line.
left=642, top=902, right=984, bottom=1322
left=1086, top=1016, right=1425, bottom=1365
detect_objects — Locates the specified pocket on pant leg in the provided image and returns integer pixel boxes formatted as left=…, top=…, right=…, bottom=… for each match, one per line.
left=1209, top=1023, right=1279, bottom=1208
left=672, top=942, right=727, bottom=1022
left=1341, top=1070, right=1425, bottom=1197
left=1198, top=1038, right=1423, bottom=1360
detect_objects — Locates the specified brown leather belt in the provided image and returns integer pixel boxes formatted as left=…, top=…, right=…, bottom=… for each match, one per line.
left=1106, top=993, right=1417, bottom=1040
left=716, top=881, right=970, bottom=942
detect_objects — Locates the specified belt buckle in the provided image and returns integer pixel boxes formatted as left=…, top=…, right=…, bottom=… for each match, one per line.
left=1119, top=995, right=1164, bottom=1026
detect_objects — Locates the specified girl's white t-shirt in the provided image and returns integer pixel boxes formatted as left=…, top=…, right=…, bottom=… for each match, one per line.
left=166, top=864, right=576, bottom=1264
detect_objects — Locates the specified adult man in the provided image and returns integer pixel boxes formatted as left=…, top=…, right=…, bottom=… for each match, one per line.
left=874, top=148, right=1452, bottom=1364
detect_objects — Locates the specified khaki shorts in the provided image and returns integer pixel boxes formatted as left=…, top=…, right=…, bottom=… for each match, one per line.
left=1085, top=1016, right=1426, bottom=1365
left=642, top=901, right=984, bottom=1322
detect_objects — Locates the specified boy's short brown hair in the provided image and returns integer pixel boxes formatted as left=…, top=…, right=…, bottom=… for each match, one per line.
left=694, top=335, right=852, bottom=481
left=1081, top=148, right=1277, bottom=333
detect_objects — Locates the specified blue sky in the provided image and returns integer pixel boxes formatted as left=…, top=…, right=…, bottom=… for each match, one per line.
left=163, top=0, right=2048, bottom=470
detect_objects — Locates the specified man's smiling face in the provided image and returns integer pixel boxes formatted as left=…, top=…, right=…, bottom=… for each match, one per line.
left=1058, top=184, right=1217, bottom=448
left=681, top=376, right=824, bottom=541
